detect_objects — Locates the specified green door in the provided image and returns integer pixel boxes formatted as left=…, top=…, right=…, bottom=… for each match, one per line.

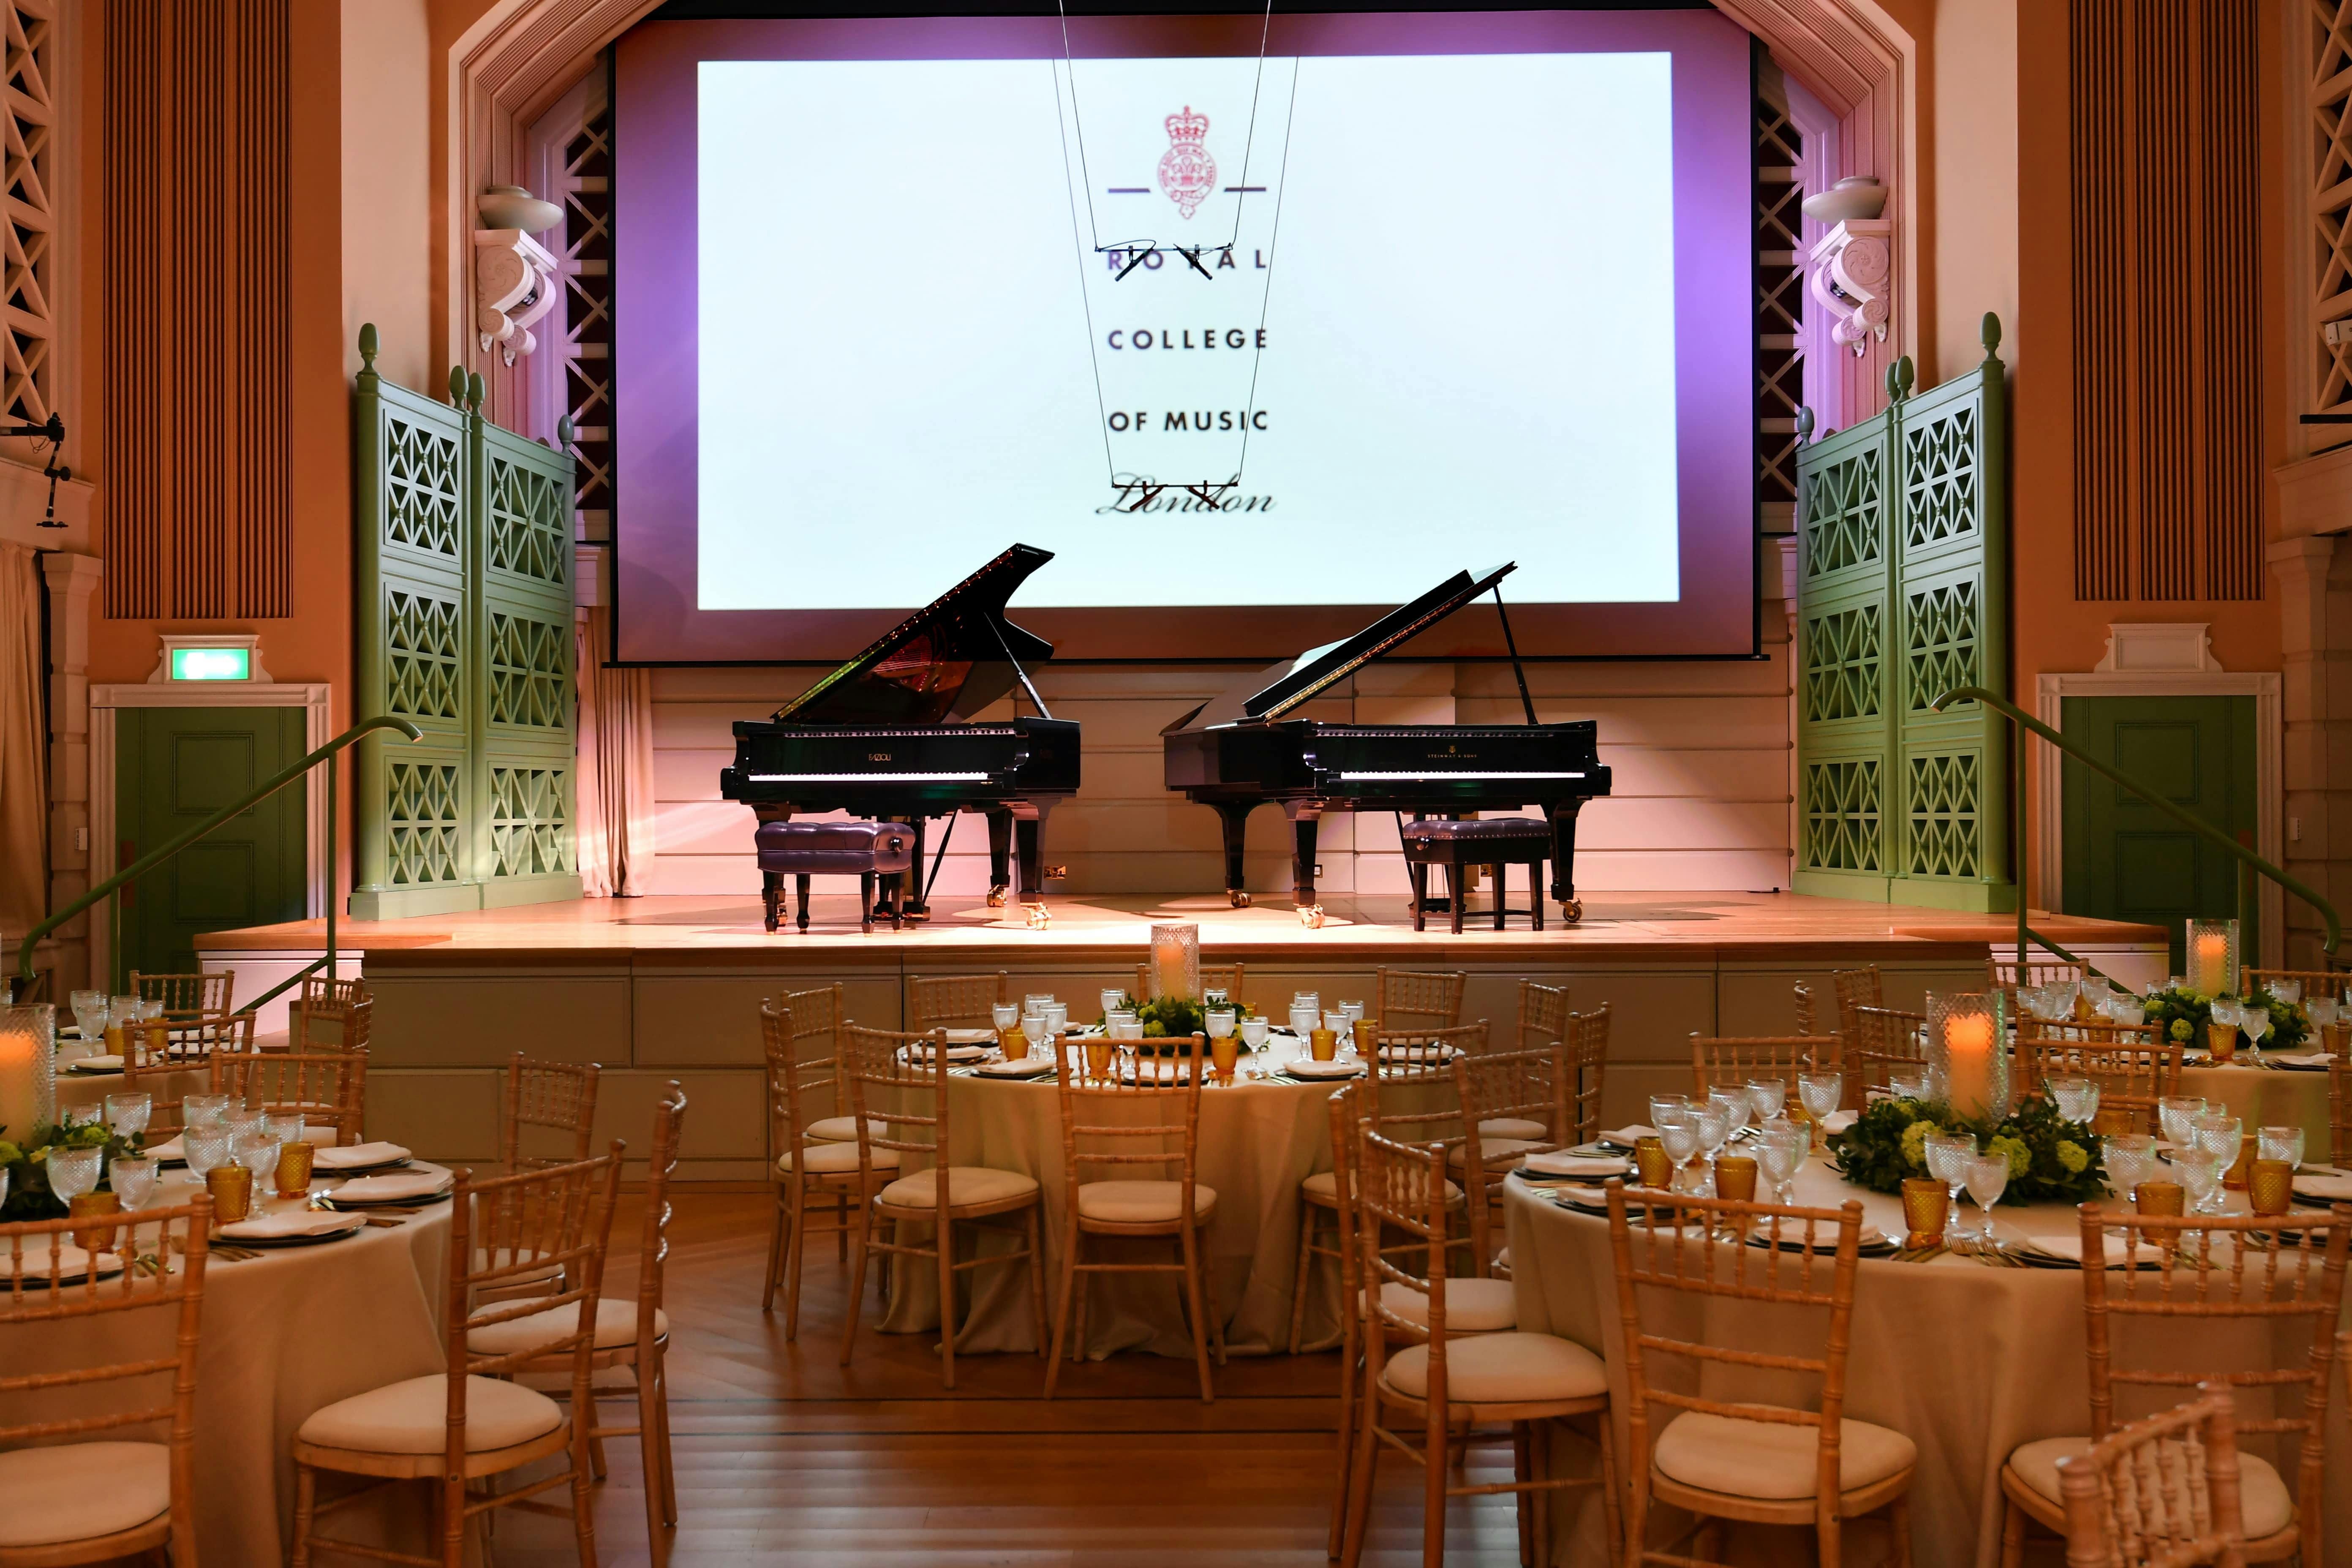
left=2060, top=695, right=2258, bottom=973
left=116, top=707, right=307, bottom=983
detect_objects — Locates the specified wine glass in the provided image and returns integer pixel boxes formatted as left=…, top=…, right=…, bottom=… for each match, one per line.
left=182, top=1125, right=232, bottom=1183
left=1925, top=1132, right=1978, bottom=1241
left=2103, top=1135, right=2158, bottom=1201
left=1044, top=1002, right=1068, bottom=1038
left=1963, top=1152, right=2010, bottom=1252
left=2172, top=1147, right=2225, bottom=1215
left=232, top=1132, right=281, bottom=1202
left=2273, top=979, right=2303, bottom=1007
left=993, top=1002, right=1020, bottom=1033
left=2045, top=1076, right=2100, bottom=1125
left=180, top=1094, right=231, bottom=1130
left=2242, top=1004, right=2273, bottom=1049
left=1694, top=1103, right=1734, bottom=1192
left=1708, top=1088, right=1752, bottom=1140
left=1291, top=992, right=1320, bottom=1019
left=2157, top=1096, right=2208, bottom=1147
left=1756, top=1122, right=1806, bottom=1203
left=264, top=1112, right=306, bottom=1152
left=1338, top=1000, right=1364, bottom=1029
left=68, top=989, right=106, bottom=1045
left=1288, top=1004, right=1317, bottom=1042
left=47, top=1146, right=101, bottom=1212
left=104, top=1093, right=152, bottom=1142
left=1797, top=1072, right=1843, bottom=1147
left=2189, top=1111, right=2242, bottom=1175
left=1647, top=1093, right=1689, bottom=1133
left=1888, top=1066, right=1930, bottom=1102
left=1240, top=1015, right=1272, bottom=1077
left=1745, top=1078, right=1787, bottom=1124
left=2259, top=1125, right=2306, bottom=1171
left=109, top=1155, right=158, bottom=1211
left=1656, top=1110, right=1701, bottom=1194
left=2309, top=997, right=2341, bottom=1032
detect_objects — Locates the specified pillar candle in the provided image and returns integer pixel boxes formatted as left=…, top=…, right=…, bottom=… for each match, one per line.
left=0, top=1028, right=38, bottom=1139
left=1153, top=937, right=1189, bottom=999
left=1943, top=1013, right=1996, bottom=1120
left=2191, top=932, right=2230, bottom=997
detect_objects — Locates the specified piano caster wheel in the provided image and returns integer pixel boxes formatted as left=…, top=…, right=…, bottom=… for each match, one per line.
left=986, top=885, right=1009, bottom=908
left=1024, top=903, right=1052, bottom=930
left=1298, top=903, right=1326, bottom=930
left=1229, top=890, right=1251, bottom=909
left=1561, top=898, right=1584, bottom=924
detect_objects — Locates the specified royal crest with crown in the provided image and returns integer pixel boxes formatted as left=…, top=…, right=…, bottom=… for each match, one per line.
left=1156, top=106, right=1216, bottom=220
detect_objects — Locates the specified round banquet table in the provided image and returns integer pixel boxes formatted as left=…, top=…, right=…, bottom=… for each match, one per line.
left=53, top=1059, right=215, bottom=1118
left=1, top=1166, right=456, bottom=1563
left=1505, top=1162, right=2352, bottom=1568
left=877, top=1056, right=1446, bottom=1359
left=2177, top=1053, right=2334, bottom=1153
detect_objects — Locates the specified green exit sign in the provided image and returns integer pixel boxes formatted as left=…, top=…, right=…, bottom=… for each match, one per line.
left=170, top=647, right=251, bottom=681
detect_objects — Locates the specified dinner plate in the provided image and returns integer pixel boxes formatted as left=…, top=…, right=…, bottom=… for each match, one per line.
left=313, top=1141, right=414, bottom=1173
left=1284, top=1059, right=1366, bottom=1081
left=0, top=1246, right=125, bottom=1287
left=2293, top=1173, right=2352, bottom=1202
left=325, top=1168, right=455, bottom=1206
left=1745, top=1226, right=1893, bottom=1256
left=65, top=1057, right=123, bottom=1075
left=219, top=1211, right=368, bottom=1247
left=972, top=1057, right=1056, bottom=1078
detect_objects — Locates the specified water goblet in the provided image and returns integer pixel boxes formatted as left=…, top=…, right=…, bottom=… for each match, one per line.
left=1239, top=1015, right=1272, bottom=1075
left=1648, top=1093, right=1690, bottom=1132
left=233, top=1132, right=281, bottom=1200
left=1694, top=1104, right=1734, bottom=1192
left=2046, top=1075, right=2100, bottom=1125
left=2273, top=979, right=2303, bottom=1007
left=2242, top=1005, right=2273, bottom=1048
left=1745, top=1078, right=1787, bottom=1124
left=1044, top=1003, right=1069, bottom=1038
left=994, top=1003, right=1020, bottom=1033
left=46, top=1146, right=101, bottom=1211
left=2189, top=1111, right=2242, bottom=1170
left=1887, top=1066, right=1930, bottom=1102
left=1756, top=1123, right=1805, bottom=1203
left=1708, top=1088, right=1752, bottom=1140
left=1097, top=990, right=1122, bottom=1021
left=69, top=988, right=106, bottom=1043
left=1924, top=1132, right=1978, bottom=1240
left=1656, top=1111, right=1701, bottom=1194
left=2310, top=997, right=2341, bottom=1030
left=264, top=1111, right=306, bottom=1149
left=2258, top=1125, right=2306, bottom=1171
left=1291, top=992, right=1320, bottom=1018
left=1338, top=1001, right=1364, bottom=1028
left=2171, top=1146, right=2225, bottom=1214
left=2103, top=1135, right=2158, bottom=1201
left=180, top=1094, right=230, bottom=1130
left=1288, top=1005, right=1318, bottom=1043
left=1962, top=1151, right=2010, bottom=1251
left=2157, top=1096, right=2208, bottom=1148
left=1797, top=1072, right=1843, bottom=1146
left=182, top=1125, right=233, bottom=1183
left=109, top=1155, right=158, bottom=1211
left=104, top=1093, right=152, bottom=1142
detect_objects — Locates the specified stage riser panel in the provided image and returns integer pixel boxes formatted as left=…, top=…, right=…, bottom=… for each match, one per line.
left=360, top=954, right=1986, bottom=1180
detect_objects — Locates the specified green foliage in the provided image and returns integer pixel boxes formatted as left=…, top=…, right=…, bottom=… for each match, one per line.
left=2137, top=985, right=2308, bottom=1053
left=0, top=1114, right=139, bottom=1221
left=1095, top=992, right=1256, bottom=1055
left=1827, top=1091, right=2106, bottom=1205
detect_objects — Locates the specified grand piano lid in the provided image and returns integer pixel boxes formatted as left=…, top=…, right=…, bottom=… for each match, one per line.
left=769, top=543, right=1058, bottom=726
left=1165, top=563, right=1519, bottom=732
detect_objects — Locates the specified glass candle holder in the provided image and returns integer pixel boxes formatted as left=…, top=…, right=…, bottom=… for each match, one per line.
left=2249, top=1159, right=2294, bottom=1217
left=1712, top=1155, right=1758, bottom=1203
left=0, top=1004, right=54, bottom=1145
left=1927, top=992, right=2006, bottom=1122
left=1146, top=922, right=1199, bottom=1001
left=2185, top=918, right=2239, bottom=999
left=1900, top=1177, right=1949, bottom=1250
left=205, top=1163, right=253, bottom=1225
left=1634, top=1137, right=1671, bottom=1189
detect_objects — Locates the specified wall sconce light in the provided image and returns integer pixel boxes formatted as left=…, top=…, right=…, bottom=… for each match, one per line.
left=474, top=185, right=565, bottom=367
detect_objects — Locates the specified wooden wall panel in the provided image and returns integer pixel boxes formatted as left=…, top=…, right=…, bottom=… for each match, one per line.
left=2067, top=0, right=2262, bottom=604
left=100, top=0, right=289, bottom=621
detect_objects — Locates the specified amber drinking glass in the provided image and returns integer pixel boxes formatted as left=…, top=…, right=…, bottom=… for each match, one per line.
left=68, top=1190, right=120, bottom=1252
left=1712, top=1156, right=1758, bottom=1203
left=1900, top=1178, right=1949, bottom=1250
left=1209, top=1033, right=1238, bottom=1083
left=205, top=1164, right=253, bottom=1225
left=1633, top=1137, right=1671, bottom=1190
left=1309, top=1027, right=1337, bottom=1063
left=2249, top=1159, right=2293, bottom=1217
left=276, top=1139, right=316, bottom=1198
left=2134, top=1181, right=2184, bottom=1218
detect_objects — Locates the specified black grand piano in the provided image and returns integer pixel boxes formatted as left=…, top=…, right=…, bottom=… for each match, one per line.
left=719, top=544, right=1080, bottom=926
left=1161, top=563, right=1610, bottom=925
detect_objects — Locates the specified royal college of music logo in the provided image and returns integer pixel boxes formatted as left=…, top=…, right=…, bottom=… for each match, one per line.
left=1157, top=105, right=1215, bottom=219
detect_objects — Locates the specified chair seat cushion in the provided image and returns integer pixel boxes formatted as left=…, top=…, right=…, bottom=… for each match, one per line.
left=1403, top=817, right=1549, bottom=842
left=779, top=1141, right=899, bottom=1174
left=0, top=1441, right=170, bottom=1546
left=1652, top=1410, right=1916, bottom=1501
left=878, top=1166, right=1040, bottom=1210
left=1381, top=1332, right=1606, bottom=1404
left=754, top=819, right=915, bottom=875
left=1076, top=1180, right=1218, bottom=1224
left=1479, top=1118, right=1551, bottom=1141
left=467, top=1296, right=669, bottom=1356
left=1450, top=1138, right=1549, bottom=1168
left=2006, top=1436, right=2294, bottom=1539
left=803, top=1116, right=885, bottom=1143
left=297, top=1374, right=565, bottom=1455
left=1366, top=1277, right=1519, bottom=1334
left=1301, top=1168, right=1461, bottom=1204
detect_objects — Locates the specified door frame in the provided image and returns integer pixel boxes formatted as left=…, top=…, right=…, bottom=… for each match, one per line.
left=88, top=678, right=331, bottom=986
left=2034, top=624, right=2282, bottom=966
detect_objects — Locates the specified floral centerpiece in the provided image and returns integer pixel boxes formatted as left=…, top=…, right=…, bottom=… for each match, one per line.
left=1827, top=1091, right=2106, bottom=1205
left=0, top=1113, right=136, bottom=1221
left=2139, top=984, right=2308, bottom=1053
left=1097, top=993, right=1256, bottom=1055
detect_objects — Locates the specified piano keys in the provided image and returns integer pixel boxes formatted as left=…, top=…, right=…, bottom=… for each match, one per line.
left=719, top=543, right=1080, bottom=928
left=1160, top=563, right=1611, bottom=926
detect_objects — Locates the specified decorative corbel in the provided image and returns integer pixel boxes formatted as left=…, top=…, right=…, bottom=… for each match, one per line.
left=1805, top=218, right=1892, bottom=357
left=474, top=229, right=561, bottom=367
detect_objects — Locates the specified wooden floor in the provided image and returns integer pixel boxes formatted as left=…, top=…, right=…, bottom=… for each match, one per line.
left=485, top=1191, right=1535, bottom=1568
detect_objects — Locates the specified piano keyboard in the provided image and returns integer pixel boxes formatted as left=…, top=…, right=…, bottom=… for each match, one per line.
left=1337, top=770, right=1588, bottom=781
left=748, top=771, right=993, bottom=783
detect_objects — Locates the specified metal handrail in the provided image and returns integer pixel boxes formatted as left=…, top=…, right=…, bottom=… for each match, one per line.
left=13, top=716, right=422, bottom=1009
left=1930, top=685, right=2339, bottom=974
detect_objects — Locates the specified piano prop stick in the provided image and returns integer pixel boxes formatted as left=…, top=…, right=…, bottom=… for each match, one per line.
left=720, top=544, right=1081, bottom=931
left=1161, top=563, right=1611, bottom=928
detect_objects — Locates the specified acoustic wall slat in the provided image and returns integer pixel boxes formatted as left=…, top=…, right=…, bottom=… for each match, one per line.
left=100, top=0, right=289, bottom=622
left=2068, top=0, right=2262, bottom=604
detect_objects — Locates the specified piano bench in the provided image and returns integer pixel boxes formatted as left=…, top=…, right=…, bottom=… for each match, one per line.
left=754, top=821, right=917, bottom=934
left=1399, top=818, right=1552, bottom=935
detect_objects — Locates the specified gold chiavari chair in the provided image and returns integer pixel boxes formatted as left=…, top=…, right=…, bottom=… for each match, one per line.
left=777, top=984, right=879, bottom=1148
left=761, top=994, right=888, bottom=1335
left=836, top=1024, right=1048, bottom=1389
left=1563, top=1005, right=1610, bottom=1150
left=1830, top=964, right=1883, bottom=1045
left=1376, top=968, right=1466, bottom=1033
left=471, top=1086, right=686, bottom=1568
left=2015, top=1018, right=2179, bottom=1135
left=503, top=1053, right=601, bottom=1172
left=1290, top=1024, right=1479, bottom=1352
left=293, top=973, right=372, bottom=1050
left=1987, top=956, right=2086, bottom=1015
left=1689, top=1033, right=1835, bottom=1100
left=0, top=1197, right=212, bottom=1567
left=1847, top=1003, right=1927, bottom=1108
left=1043, top=1032, right=1223, bottom=1400
left=2242, top=968, right=2347, bottom=1004
left=291, top=1146, right=625, bottom=1568
left=115, top=1007, right=246, bottom=1141
left=1609, top=1183, right=1915, bottom=1565
left=1794, top=980, right=1820, bottom=1036
left=1338, top=1124, right=1616, bottom=1568
left=2331, top=1061, right=2352, bottom=1167
left=128, top=970, right=231, bottom=1023
left=1996, top=1203, right=2351, bottom=1567
left=1453, top=1039, right=1570, bottom=1279
left=1131, top=963, right=1247, bottom=1004
left=2055, top=1381, right=2248, bottom=1568
left=908, top=971, right=1008, bottom=1032
left=1516, top=980, right=1569, bottom=1051
left=210, top=1025, right=370, bottom=1146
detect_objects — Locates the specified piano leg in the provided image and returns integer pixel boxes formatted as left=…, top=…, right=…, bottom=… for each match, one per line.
left=1013, top=805, right=1052, bottom=928
left=985, top=808, right=1014, bottom=907
left=1285, top=806, right=1324, bottom=928
left=1548, top=800, right=1585, bottom=924
left=887, top=817, right=931, bottom=923
left=1213, top=803, right=1255, bottom=908
left=762, top=871, right=783, bottom=934
left=795, top=874, right=814, bottom=933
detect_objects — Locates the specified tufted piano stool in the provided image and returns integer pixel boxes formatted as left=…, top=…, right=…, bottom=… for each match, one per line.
left=1399, top=818, right=1552, bottom=933
left=754, top=820, right=916, bottom=934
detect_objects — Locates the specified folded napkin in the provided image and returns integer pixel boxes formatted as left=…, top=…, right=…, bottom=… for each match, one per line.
left=1601, top=1125, right=1657, bottom=1145
left=65, top=1055, right=123, bottom=1073
left=942, top=1028, right=999, bottom=1045
left=330, top=1168, right=454, bottom=1204
left=0, top=1244, right=120, bottom=1280
left=314, top=1141, right=411, bottom=1172
left=1286, top=1058, right=1367, bottom=1080
left=2270, top=1052, right=2337, bottom=1069
left=901, top=1043, right=991, bottom=1063
left=972, top=1057, right=1055, bottom=1078
left=2293, top=1173, right=2352, bottom=1202
left=220, top=1210, right=365, bottom=1241
left=1521, top=1151, right=1629, bottom=1179
left=1553, top=1185, right=1615, bottom=1210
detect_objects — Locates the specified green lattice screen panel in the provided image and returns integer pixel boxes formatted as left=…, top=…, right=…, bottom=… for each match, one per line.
left=351, top=330, right=579, bottom=918
left=1794, top=315, right=2014, bottom=912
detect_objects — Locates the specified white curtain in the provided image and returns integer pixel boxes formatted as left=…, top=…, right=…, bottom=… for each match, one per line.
left=0, top=545, right=44, bottom=940
left=575, top=606, right=657, bottom=896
